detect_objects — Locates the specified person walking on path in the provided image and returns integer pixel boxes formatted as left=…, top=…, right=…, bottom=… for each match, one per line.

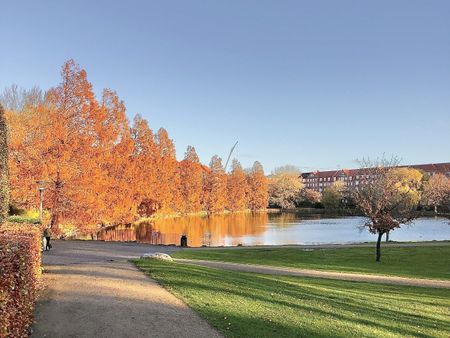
left=43, top=227, right=52, bottom=251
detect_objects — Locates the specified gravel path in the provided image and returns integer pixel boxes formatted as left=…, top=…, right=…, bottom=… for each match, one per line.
left=175, top=259, right=450, bottom=289
left=32, top=241, right=221, bottom=338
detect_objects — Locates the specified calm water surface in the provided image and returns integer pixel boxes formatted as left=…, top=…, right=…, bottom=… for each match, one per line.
left=97, top=213, right=450, bottom=247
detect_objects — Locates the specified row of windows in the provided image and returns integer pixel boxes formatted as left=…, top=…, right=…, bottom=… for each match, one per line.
left=305, top=171, right=450, bottom=191
left=305, top=181, right=361, bottom=188
left=304, top=174, right=380, bottom=182
left=306, top=171, right=450, bottom=182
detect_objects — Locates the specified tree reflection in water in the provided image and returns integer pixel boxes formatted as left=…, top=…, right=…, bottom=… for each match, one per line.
left=97, top=213, right=268, bottom=247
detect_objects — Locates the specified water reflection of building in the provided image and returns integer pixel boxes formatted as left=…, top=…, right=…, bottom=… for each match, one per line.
left=98, top=213, right=269, bottom=247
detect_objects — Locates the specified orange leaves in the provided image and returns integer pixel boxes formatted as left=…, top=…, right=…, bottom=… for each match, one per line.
left=227, top=159, right=248, bottom=211
left=204, top=155, right=228, bottom=213
left=179, top=146, right=203, bottom=213
left=6, top=60, right=270, bottom=232
left=247, top=161, right=269, bottom=211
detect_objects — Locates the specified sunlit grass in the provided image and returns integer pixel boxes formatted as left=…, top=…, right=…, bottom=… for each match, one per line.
left=7, top=215, right=40, bottom=224
left=8, top=209, right=50, bottom=224
left=173, top=245, right=450, bottom=280
left=135, top=259, right=450, bottom=338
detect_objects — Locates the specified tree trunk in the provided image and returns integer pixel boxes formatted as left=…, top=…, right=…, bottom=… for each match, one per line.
left=434, top=205, right=438, bottom=214
left=50, top=213, right=60, bottom=231
left=385, top=231, right=389, bottom=242
left=376, top=232, right=383, bottom=262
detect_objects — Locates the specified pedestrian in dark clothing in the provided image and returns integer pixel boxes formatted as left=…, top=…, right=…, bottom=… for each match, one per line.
left=43, top=227, right=52, bottom=251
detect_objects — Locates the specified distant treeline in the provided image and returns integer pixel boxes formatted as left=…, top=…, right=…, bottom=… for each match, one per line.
left=3, top=60, right=268, bottom=231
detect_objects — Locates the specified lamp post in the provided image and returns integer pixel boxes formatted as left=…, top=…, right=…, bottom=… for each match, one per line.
left=36, top=180, right=46, bottom=224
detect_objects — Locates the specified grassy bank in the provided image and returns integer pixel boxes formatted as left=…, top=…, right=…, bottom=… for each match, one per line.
left=173, top=245, right=450, bottom=280
left=135, top=259, right=450, bottom=338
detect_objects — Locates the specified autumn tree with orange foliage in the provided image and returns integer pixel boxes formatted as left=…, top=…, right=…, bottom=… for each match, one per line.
left=131, top=115, right=159, bottom=216
left=204, top=155, right=228, bottom=213
left=247, top=161, right=269, bottom=211
left=6, top=95, right=47, bottom=210
left=179, top=146, right=204, bottom=213
left=227, top=159, right=248, bottom=211
left=3, top=60, right=270, bottom=233
left=45, top=61, right=137, bottom=230
left=97, top=90, right=136, bottom=224
left=154, top=128, right=180, bottom=212
left=5, top=61, right=131, bottom=230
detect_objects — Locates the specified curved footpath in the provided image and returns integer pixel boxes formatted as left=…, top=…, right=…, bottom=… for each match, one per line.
left=175, top=258, right=450, bottom=289
left=32, top=241, right=221, bottom=338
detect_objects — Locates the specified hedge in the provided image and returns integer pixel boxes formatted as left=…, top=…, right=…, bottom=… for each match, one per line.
left=0, top=224, right=42, bottom=338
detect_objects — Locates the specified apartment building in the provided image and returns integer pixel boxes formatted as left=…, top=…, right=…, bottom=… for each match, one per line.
left=301, top=162, right=450, bottom=193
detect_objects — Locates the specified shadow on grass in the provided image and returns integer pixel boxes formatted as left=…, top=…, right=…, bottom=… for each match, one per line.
left=135, top=259, right=450, bottom=338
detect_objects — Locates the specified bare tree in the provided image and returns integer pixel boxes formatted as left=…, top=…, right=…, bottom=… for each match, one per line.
left=0, top=85, right=43, bottom=111
left=353, top=157, right=422, bottom=262
left=271, top=165, right=301, bottom=175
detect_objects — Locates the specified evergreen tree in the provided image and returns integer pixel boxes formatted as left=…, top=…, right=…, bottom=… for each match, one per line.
left=0, top=104, right=9, bottom=223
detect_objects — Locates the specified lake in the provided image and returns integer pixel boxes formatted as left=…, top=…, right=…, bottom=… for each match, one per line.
left=96, top=212, right=450, bottom=247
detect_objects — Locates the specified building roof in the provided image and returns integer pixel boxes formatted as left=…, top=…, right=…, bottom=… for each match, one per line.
left=301, top=162, right=450, bottom=178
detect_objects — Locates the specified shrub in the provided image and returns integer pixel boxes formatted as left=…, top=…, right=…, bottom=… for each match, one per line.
left=0, top=224, right=42, bottom=337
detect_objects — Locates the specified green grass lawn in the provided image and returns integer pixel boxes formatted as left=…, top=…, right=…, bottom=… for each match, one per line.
left=135, top=259, right=450, bottom=338
left=172, top=245, right=450, bottom=280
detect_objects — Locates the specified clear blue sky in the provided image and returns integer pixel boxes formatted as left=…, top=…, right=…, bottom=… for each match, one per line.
left=1, top=1, right=449, bottom=173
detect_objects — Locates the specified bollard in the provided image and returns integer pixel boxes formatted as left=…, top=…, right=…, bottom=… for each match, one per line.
left=180, top=235, right=188, bottom=247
